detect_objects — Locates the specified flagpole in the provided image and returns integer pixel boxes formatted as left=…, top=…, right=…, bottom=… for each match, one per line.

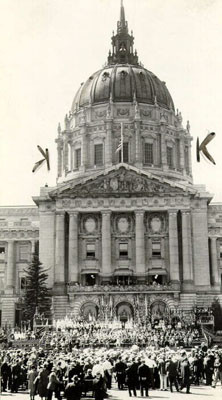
left=121, top=122, right=124, bottom=163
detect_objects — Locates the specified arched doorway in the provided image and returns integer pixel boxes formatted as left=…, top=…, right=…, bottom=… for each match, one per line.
left=150, top=300, right=168, bottom=321
left=81, top=302, right=98, bottom=321
left=116, top=302, right=134, bottom=326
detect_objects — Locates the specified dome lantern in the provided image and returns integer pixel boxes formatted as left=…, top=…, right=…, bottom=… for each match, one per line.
left=107, top=0, right=139, bottom=66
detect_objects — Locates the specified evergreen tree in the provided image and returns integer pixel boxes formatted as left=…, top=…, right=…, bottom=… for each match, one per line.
left=23, top=242, right=51, bottom=323
left=211, top=297, right=222, bottom=331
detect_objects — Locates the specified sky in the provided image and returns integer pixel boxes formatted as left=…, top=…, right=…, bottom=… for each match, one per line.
left=0, top=0, right=222, bottom=206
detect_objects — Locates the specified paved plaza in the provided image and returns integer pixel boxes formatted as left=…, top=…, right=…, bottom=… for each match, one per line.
left=1, top=385, right=222, bottom=400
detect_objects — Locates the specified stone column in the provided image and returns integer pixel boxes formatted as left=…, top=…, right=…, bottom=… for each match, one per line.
left=135, top=211, right=145, bottom=280
left=168, top=210, right=180, bottom=285
left=31, top=240, right=36, bottom=255
left=134, top=120, right=141, bottom=166
left=105, top=118, right=113, bottom=167
left=101, top=211, right=111, bottom=281
left=39, top=210, right=55, bottom=288
left=188, top=144, right=192, bottom=176
left=80, top=127, right=87, bottom=171
left=57, top=143, right=63, bottom=177
left=63, top=141, right=68, bottom=174
left=161, top=237, right=165, bottom=259
left=160, top=123, right=167, bottom=169
left=69, top=212, right=79, bottom=283
left=6, top=240, right=15, bottom=294
left=192, top=207, right=211, bottom=289
left=210, top=237, right=220, bottom=287
left=55, top=212, right=65, bottom=292
left=179, top=138, right=185, bottom=171
left=181, top=210, right=193, bottom=289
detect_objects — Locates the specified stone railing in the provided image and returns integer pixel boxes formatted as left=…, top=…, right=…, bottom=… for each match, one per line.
left=68, top=283, right=178, bottom=293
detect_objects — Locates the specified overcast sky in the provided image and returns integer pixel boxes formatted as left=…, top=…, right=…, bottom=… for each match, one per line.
left=0, top=0, right=222, bottom=206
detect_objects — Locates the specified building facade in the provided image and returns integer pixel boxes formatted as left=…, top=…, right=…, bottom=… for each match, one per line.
left=1, top=2, right=222, bottom=327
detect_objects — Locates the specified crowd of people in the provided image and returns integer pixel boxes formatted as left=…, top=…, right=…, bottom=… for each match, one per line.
left=1, top=341, right=222, bottom=399
left=1, top=317, right=222, bottom=399
left=44, top=317, right=201, bottom=350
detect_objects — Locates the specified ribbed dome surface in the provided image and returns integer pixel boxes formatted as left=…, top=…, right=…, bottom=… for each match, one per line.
left=71, top=64, right=174, bottom=112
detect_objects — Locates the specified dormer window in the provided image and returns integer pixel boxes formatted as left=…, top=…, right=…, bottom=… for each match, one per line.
left=167, top=146, right=173, bottom=169
left=94, top=144, right=103, bottom=166
left=144, top=143, right=153, bottom=165
left=75, top=148, right=81, bottom=169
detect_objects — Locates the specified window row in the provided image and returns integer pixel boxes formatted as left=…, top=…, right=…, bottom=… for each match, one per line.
left=85, top=241, right=162, bottom=260
left=66, top=142, right=190, bottom=171
left=0, top=245, right=31, bottom=263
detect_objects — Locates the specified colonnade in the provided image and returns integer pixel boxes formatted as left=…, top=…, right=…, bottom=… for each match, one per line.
left=4, top=239, right=36, bottom=294
left=53, top=209, right=212, bottom=289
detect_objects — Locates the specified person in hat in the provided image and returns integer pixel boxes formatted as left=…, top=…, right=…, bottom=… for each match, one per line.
left=138, top=360, right=151, bottom=397
left=166, top=356, right=179, bottom=392
left=27, top=365, right=38, bottom=400
left=64, top=375, right=82, bottom=400
left=126, top=361, right=138, bottom=397
left=93, top=372, right=106, bottom=400
left=47, top=367, right=62, bottom=400
left=158, top=355, right=167, bottom=391
left=179, top=354, right=191, bottom=394
left=37, top=364, right=50, bottom=400
left=114, top=356, right=127, bottom=390
left=212, top=354, right=222, bottom=388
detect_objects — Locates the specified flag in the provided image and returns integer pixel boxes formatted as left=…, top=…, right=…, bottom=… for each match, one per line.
left=115, top=122, right=124, bottom=153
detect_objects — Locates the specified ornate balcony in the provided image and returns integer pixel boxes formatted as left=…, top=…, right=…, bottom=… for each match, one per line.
left=68, top=282, right=180, bottom=294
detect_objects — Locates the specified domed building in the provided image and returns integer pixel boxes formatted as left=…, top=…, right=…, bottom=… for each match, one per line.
left=0, top=2, right=222, bottom=327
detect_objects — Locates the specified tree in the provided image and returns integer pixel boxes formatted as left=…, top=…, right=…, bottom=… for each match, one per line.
left=211, top=297, right=222, bottom=331
left=23, top=242, right=51, bottom=324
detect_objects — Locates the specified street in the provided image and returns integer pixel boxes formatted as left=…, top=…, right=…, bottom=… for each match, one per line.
left=1, top=384, right=222, bottom=400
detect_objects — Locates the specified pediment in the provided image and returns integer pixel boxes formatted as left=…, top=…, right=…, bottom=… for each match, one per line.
left=50, top=165, right=196, bottom=199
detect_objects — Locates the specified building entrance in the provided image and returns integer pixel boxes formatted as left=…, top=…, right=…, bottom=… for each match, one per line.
left=116, top=302, right=134, bottom=324
left=81, top=302, right=98, bottom=321
left=150, top=300, right=168, bottom=320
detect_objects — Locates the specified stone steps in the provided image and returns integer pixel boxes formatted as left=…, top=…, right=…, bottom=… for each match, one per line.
left=179, top=293, right=196, bottom=310
left=1, top=297, right=15, bottom=327
left=53, top=296, right=69, bottom=320
left=70, top=297, right=82, bottom=317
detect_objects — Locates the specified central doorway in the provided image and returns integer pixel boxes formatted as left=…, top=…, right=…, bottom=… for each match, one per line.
left=116, top=302, right=134, bottom=326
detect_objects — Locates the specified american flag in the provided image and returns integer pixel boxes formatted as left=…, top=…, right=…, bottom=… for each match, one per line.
left=115, top=122, right=124, bottom=157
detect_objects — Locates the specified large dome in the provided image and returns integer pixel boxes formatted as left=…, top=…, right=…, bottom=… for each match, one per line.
left=56, top=1, right=192, bottom=186
left=71, top=64, right=174, bottom=112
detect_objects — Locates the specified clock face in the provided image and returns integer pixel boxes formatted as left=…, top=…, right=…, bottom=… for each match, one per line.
left=85, top=217, right=96, bottom=233
left=150, top=217, right=161, bottom=233
left=118, top=217, right=129, bottom=233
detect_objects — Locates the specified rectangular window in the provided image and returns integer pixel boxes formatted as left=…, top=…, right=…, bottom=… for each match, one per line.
left=75, top=148, right=81, bottom=169
left=0, top=247, right=5, bottom=261
left=119, top=143, right=129, bottom=163
left=86, top=243, right=95, bottom=258
left=94, top=144, right=103, bottom=166
left=167, top=146, right=173, bottom=168
left=19, top=245, right=29, bottom=261
left=144, top=143, right=153, bottom=164
left=152, top=242, right=161, bottom=258
left=119, top=243, right=128, bottom=258
left=20, top=277, right=27, bottom=290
